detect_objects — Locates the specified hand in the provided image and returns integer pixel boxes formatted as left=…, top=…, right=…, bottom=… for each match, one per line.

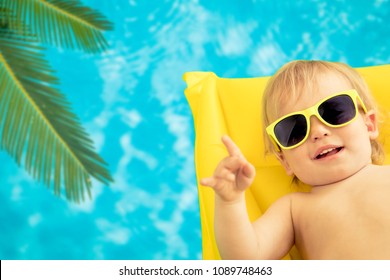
left=200, top=135, right=256, bottom=203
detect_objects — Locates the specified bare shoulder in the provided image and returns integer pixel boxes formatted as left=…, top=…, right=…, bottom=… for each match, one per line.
left=358, top=164, right=390, bottom=186
left=265, top=193, right=301, bottom=212
left=262, top=192, right=313, bottom=219
left=287, top=191, right=315, bottom=217
left=366, top=164, right=390, bottom=172
left=371, top=164, right=390, bottom=175
left=375, top=165, right=390, bottom=182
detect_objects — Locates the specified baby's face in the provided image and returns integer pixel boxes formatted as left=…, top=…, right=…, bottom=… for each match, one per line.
left=276, top=72, right=378, bottom=187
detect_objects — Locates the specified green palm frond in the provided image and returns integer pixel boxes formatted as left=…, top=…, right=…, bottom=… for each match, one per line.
left=0, top=6, right=23, bottom=35
left=0, top=17, right=113, bottom=202
left=2, top=0, right=113, bottom=52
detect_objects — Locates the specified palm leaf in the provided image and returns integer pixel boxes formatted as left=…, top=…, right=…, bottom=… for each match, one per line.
left=0, top=15, right=113, bottom=202
left=2, top=0, right=113, bottom=52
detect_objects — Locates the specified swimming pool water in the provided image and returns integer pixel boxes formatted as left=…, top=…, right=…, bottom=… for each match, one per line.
left=0, top=0, right=389, bottom=259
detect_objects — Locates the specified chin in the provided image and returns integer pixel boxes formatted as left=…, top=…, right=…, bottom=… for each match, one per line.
left=298, top=168, right=353, bottom=187
left=292, top=155, right=372, bottom=187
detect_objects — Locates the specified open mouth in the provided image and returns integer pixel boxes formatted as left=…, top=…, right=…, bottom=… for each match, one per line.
left=315, top=147, right=343, bottom=160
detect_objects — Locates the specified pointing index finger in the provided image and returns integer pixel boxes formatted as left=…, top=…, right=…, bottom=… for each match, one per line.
left=221, top=135, right=244, bottom=158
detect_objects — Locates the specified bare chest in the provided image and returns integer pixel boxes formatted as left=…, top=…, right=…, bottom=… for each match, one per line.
left=293, top=180, right=390, bottom=259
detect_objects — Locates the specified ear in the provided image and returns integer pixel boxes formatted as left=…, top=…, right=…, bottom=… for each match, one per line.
left=364, top=110, right=379, bottom=140
left=275, top=152, right=294, bottom=176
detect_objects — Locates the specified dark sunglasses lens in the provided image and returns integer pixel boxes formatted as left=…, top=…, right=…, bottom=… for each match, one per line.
left=274, top=114, right=307, bottom=147
left=319, top=95, right=356, bottom=125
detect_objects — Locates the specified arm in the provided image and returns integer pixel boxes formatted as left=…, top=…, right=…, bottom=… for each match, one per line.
left=252, top=195, right=296, bottom=259
left=201, top=135, right=294, bottom=259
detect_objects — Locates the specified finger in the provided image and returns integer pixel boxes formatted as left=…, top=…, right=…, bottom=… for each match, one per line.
left=221, top=135, right=245, bottom=159
left=218, top=156, right=246, bottom=173
left=241, top=162, right=256, bottom=180
left=200, top=177, right=217, bottom=187
left=215, top=168, right=236, bottom=182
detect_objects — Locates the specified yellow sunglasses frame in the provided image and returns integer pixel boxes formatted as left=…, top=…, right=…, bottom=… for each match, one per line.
left=266, top=89, right=367, bottom=151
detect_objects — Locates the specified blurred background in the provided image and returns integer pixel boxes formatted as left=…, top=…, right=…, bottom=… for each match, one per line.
left=1, top=0, right=389, bottom=259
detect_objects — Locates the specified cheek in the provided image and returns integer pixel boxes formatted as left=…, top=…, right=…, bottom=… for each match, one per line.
left=345, top=127, right=373, bottom=161
left=282, top=149, right=308, bottom=175
left=342, top=120, right=372, bottom=149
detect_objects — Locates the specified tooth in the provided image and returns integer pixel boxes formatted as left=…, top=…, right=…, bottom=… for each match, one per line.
left=320, top=148, right=335, bottom=155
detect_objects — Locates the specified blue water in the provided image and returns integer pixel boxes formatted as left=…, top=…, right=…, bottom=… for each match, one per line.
left=1, top=0, right=389, bottom=260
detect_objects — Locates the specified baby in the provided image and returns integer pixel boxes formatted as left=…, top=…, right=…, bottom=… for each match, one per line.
left=200, top=60, right=390, bottom=259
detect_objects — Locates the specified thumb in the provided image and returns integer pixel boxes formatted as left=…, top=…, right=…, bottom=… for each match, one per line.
left=200, top=177, right=216, bottom=187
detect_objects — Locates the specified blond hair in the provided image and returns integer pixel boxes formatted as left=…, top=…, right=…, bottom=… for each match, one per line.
left=262, top=60, right=385, bottom=166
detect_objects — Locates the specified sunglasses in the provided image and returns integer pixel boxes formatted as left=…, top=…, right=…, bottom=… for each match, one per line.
left=266, top=89, right=367, bottom=151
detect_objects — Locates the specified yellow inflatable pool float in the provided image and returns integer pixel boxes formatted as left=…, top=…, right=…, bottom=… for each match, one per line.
left=184, top=64, right=390, bottom=260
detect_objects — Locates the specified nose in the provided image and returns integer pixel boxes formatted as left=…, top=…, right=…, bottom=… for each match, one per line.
left=309, top=115, right=330, bottom=141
